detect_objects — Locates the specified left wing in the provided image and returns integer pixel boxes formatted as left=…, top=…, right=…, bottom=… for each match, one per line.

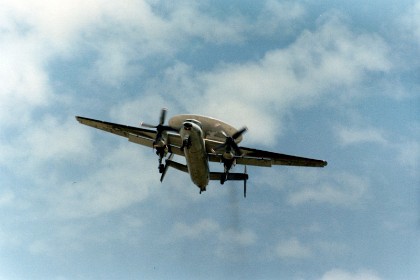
left=208, top=146, right=327, bottom=168
left=75, top=116, right=184, bottom=155
left=239, top=147, right=327, bottom=167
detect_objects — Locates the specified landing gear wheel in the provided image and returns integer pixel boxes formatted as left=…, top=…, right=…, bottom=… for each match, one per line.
left=220, top=173, right=227, bottom=185
left=159, top=164, right=165, bottom=173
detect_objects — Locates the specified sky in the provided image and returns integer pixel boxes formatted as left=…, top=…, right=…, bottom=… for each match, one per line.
left=0, top=0, right=419, bottom=279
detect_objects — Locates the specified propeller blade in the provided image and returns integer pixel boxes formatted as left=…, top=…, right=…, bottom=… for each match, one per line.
left=140, top=108, right=171, bottom=130
left=232, top=142, right=242, bottom=155
left=232, top=127, right=247, bottom=140
left=216, top=127, right=247, bottom=155
left=141, top=122, right=157, bottom=129
left=159, top=108, right=167, bottom=125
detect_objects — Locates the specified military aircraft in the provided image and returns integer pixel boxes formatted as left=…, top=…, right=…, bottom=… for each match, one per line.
left=76, top=108, right=327, bottom=197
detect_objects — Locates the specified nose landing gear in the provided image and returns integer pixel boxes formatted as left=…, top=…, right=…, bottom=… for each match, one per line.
left=180, top=137, right=191, bottom=151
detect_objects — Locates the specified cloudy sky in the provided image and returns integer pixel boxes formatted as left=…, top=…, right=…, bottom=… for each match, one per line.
left=1, top=1, right=419, bottom=279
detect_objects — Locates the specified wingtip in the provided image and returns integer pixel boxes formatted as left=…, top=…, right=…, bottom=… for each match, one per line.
left=75, top=116, right=88, bottom=123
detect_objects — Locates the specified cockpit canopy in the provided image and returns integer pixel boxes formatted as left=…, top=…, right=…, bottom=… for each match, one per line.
left=184, top=119, right=202, bottom=129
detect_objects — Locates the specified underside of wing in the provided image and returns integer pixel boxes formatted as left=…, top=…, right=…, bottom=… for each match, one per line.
left=207, top=153, right=272, bottom=167
left=75, top=116, right=182, bottom=151
left=238, top=147, right=327, bottom=167
left=76, top=116, right=156, bottom=139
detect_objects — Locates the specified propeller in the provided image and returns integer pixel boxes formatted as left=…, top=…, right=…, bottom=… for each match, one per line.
left=141, top=108, right=170, bottom=130
left=141, top=108, right=177, bottom=145
left=215, top=127, right=248, bottom=156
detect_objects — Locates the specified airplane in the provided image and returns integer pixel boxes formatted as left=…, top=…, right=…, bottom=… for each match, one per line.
left=76, top=108, right=327, bottom=197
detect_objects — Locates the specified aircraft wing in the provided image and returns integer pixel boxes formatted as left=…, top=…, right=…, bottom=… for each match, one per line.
left=208, top=146, right=327, bottom=168
left=239, top=147, right=327, bottom=167
left=75, top=116, right=184, bottom=155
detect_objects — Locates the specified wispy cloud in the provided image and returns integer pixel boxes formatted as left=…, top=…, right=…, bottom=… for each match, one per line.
left=395, top=140, right=420, bottom=172
left=171, top=218, right=257, bottom=246
left=287, top=171, right=369, bottom=208
left=335, top=126, right=388, bottom=146
left=41, top=144, right=156, bottom=219
left=275, top=237, right=312, bottom=259
left=1, top=1, right=418, bottom=279
left=0, top=190, right=15, bottom=207
left=169, top=218, right=257, bottom=262
left=401, top=1, right=420, bottom=44
left=151, top=13, right=392, bottom=145
left=319, top=268, right=382, bottom=280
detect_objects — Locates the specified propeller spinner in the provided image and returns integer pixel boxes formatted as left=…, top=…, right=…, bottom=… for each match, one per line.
left=141, top=108, right=177, bottom=173
left=141, top=108, right=178, bottom=146
left=214, top=127, right=248, bottom=156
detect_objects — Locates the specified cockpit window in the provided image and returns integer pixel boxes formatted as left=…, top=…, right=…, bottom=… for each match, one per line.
left=185, top=119, right=202, bottom=128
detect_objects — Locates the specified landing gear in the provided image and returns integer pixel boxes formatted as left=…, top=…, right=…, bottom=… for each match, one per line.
left=159, top=153, right=173, bottom=182
left=220, top=158, right=234, bottom=184
left=156, top=145, right=168, bottom=173
left=219, top=163, right=248, bottom=198
left=180, top=137, right=191, bottom=151
left=220, top=171, right=228, bottom=185
left=159, top=164, right=165, bottom=173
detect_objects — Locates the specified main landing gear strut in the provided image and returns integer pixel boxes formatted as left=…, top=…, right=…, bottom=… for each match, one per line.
left=156, top=146, right=168, bottom=173
left=219, top=161, right=248, bottom=198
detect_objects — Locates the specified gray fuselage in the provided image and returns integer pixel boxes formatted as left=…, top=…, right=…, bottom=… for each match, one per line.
left=180, top=120, right=210, bottom=191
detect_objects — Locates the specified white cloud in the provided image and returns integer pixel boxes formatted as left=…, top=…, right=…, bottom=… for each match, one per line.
left=169, top=218, right=257, bottom=261
left=259, top=0, right=306, bottom=27
left=172, top=218, right=220, bottom=239
left=42, top=144, right=156, bottom=219
left=336, top=126, right=388, bottom=146
left=26, top=116, right=94, bottom=161
left=218, top=228, right=257, bottom=246
left=395, top=140, right=420, bottom=172
left=169, top=13, right=392, bottom=146
left=275, top=237, right=312, bottom=259
left=401, top=1, right=420, bottom=44
left=0, top=190, right=15, bottom=207
left=22, top=213, right=146, bottom=258
left=320, top=269, right=382, bottom=280
left=287, top=171, right=369, bottom=207
left=0, top=115, right=95, bottom=187
left=0, top=34, right=52, bottom=125
left=413, top=1, right=420, bottom=43
left=2, top=0, right=306, bottom=126
left=315, top=241, right=350, bottom=256
left=95, top=11, right=392, bottom=148
left=171, top=218, right=256, bottom=246
left=168, top=2, right=247, bottom=44
left=0, top=2, right=392, bottom=149
left=109, top=94, right=170, bottom=125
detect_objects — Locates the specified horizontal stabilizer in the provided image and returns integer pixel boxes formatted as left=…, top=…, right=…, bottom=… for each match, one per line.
left=164, top=159, right=188, bottom=173
left=210, top=172, right=248, bottom=181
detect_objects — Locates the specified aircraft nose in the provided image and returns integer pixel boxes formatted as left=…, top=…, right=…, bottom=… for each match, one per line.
left=183, top=122, right=192, bottom=130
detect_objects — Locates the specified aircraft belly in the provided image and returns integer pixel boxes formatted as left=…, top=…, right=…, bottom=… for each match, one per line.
left=185, top=149, right=209, bottom=188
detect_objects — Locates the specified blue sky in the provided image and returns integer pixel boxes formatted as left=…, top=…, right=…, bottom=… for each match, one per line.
left=1, top=1, right=419, bottom=279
